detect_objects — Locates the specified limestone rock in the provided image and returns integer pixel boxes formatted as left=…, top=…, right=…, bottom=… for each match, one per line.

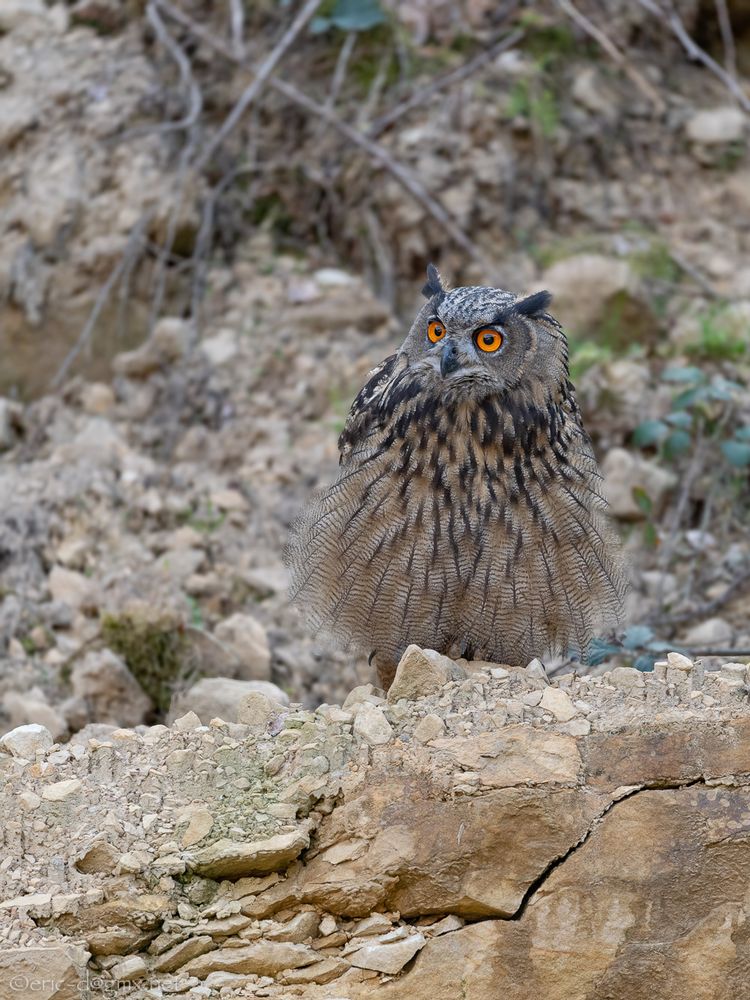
left=279, top=956, right=349, bottom=984
left=348, top=931, right=426, bottom=974
left=0, top=944, right=90, bottom=1000
left=610, top=666, right=646, bottom=690
left=113, top=317, right=190, bottom=377
left=109, top=955, right=147, bottom=981
left=387, top=645, right=466, bottom=702
left=188, top=829, right=310, bottom=879
left=182, top=941, right=317, bottom=979
left=151, top=935, right=215, bottom=974
left=0, top=722, right=53, bottom=758
left=380, top=785, right=750, bottom=999
left=54, top=895, right=171, bottom=955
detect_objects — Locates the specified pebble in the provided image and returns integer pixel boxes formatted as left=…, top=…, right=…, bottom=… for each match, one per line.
left=666, top=652, right=694, bottom=672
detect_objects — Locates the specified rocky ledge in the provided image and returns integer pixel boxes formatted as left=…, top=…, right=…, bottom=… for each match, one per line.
left=2, top=647, right=750, bottom=1000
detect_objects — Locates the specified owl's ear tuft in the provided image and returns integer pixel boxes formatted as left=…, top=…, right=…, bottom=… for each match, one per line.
left=514, top=290, right=552, bottom=317
left=421, top=263, right=445, bottom=300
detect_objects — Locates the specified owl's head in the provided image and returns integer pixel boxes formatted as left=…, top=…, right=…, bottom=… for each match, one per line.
left=400, top=264, right=569, bottom=401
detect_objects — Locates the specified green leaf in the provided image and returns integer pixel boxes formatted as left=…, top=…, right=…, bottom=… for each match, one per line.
left=642, top=521, right=659, bottom=549
left=661, top=366, right=705, bottom=384
left=587, top=637, right=622, bottom=666
left=663, top=429, right=692, bottom=460
left=721, top=440, right=750, bottom=467
left=622, top=624, right=655, bottom=650
left=707, top=383, right=736, bottom=402
left=672, top=386, right=708, bottom=409
left=634, top=653, right=656, bottom=672
left=665, top=410, right=693, bottom=430
left=316, top=0, right=387, bottom=31
left=632, top=419, right=668, bottom=447
left=632, top=486, right=653, bottom=516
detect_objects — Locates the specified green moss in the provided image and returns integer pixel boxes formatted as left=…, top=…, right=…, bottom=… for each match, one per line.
left=101, top=613, right=188, bottom=713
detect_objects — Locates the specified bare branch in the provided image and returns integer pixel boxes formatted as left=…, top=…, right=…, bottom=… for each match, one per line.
left=228, top=0, right=245, bottom=60
left=327, top=31, right=357, bottom=112
left=269, top=76, right=481, bottom=260
left=369, top=28, right=525, bottom=138
left=146, top=1, right=202, bottom=133
left=669, top=250, right=721, bottom=299
left=555, top=0, right=666, bottom=113
left=51, top=215, right=151, bottom=389
left=157, top=0, right=481, bottom=259
left=157, top=0, right=235, bottom=60
left=715, top=0, right=738, bottom=81
left=195, top=0, right=325, bottom=172
left=649, top=567, right=750, bottom=629
left=635, top=0, right=750, bottom=113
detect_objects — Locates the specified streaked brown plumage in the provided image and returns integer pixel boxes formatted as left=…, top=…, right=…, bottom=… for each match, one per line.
left=287, top=265, right=626, bottom=688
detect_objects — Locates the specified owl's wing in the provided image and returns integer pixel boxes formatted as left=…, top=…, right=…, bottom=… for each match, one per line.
left=338, top=353, right=400, bottom=464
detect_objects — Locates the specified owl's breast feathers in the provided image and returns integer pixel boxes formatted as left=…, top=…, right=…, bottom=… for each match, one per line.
left=338, top=352, right=595, bottom=514
left=290, top=351, right=625, bottom=667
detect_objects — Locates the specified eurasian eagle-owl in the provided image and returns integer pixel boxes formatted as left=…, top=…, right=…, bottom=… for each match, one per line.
left=287, top=265, right=626, bottom=688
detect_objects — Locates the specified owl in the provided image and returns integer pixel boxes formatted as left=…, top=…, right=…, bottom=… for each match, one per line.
left=287, top=265, right=626, bottom=689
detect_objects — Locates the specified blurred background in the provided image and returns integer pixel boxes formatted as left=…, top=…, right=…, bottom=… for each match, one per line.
left=0, top=0, right=749, bottom=739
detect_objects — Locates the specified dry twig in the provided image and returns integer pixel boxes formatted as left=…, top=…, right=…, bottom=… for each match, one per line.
left=195, top=0, right=325, bottom=172
left=51, top=215, right=152, bottom=389
left=228, top=0, right=245, bottom=60
left=159, top=0, right=481, bottom=259
left=649, top=566, right=750, bottom=629
left=269, top=76, right=481, bottom=259
left=715, top=0, right=738, bottom=81
left=669, top=249, right=721, bottom=300
left=555, top=0, right=666, bottom=113
left=635, top=0, right=750, bottom=113
left=369, top=28, right=525, bottom=138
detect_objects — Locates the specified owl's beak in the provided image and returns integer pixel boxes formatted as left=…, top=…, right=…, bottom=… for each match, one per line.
left=440, top=340, right=461, bottom=377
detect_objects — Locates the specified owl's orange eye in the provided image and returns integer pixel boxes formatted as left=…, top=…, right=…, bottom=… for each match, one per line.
left=427, top=319, right=446, bottom=344
left=475, top=328, right=504, bottom=353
